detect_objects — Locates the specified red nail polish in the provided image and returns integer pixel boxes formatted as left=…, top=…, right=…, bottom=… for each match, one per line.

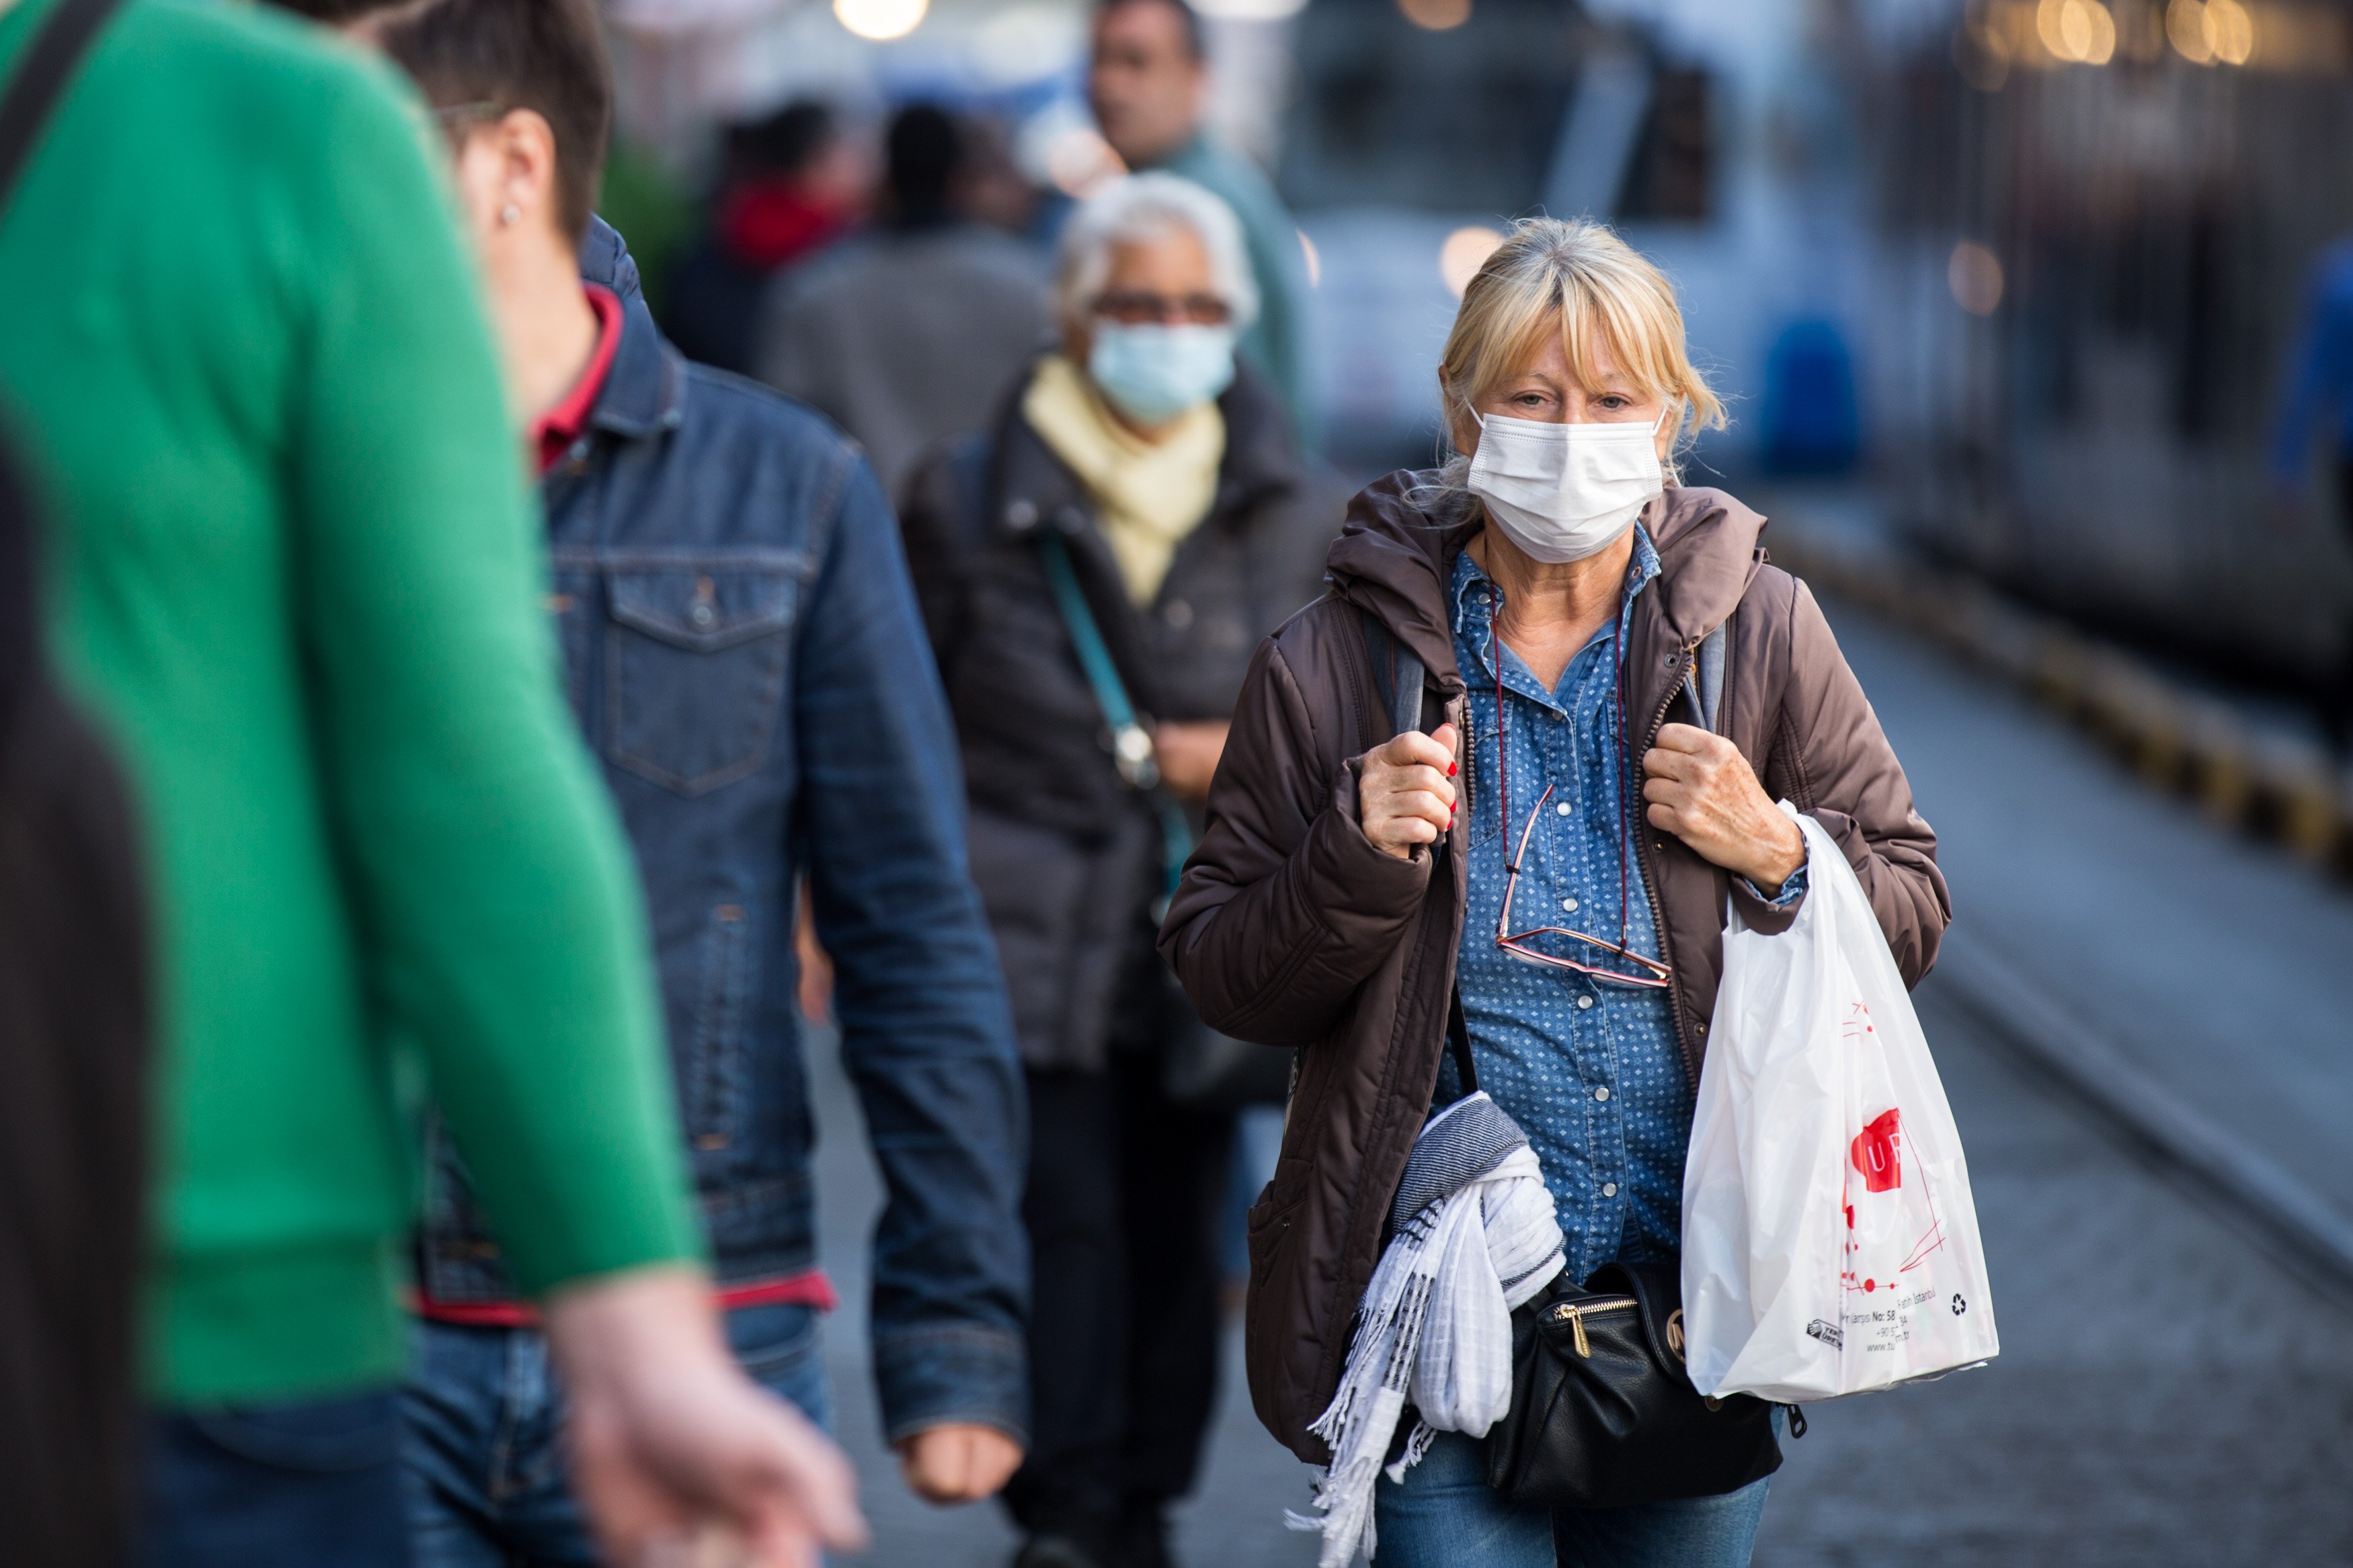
left=1447, top=761, right=1458, bottom=777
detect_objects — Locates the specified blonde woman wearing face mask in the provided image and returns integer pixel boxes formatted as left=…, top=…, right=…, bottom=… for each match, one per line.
left=1159, top=218, right=1950, bottom=1567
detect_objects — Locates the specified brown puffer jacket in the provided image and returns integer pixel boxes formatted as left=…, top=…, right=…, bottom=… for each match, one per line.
left=1157, top=470, right=1951, bottom=1462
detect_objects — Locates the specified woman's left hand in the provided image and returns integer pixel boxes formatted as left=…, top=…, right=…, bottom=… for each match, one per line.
left=1640, top=724, right=1806, bottom=893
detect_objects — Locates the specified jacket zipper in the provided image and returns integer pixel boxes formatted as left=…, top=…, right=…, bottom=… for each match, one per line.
left=1546, top=1296, right=1638, bottom=1357
left=1634, top=636, right=1702, bottom=1083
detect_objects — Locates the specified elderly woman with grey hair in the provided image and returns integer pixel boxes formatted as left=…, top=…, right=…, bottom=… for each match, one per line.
left=901, top=172, right=1341, bottom=1568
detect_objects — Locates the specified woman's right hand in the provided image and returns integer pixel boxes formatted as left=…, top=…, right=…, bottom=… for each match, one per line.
left=1358, top=723, right=1459, bottom=860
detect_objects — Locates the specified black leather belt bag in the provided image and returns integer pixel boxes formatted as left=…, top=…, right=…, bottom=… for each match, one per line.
left=1484, top=1257, right=1789, bottom=1510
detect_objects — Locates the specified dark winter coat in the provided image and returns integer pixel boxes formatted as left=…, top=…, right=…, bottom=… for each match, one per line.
left=900, top=362, right=1342, bottom=1070
left=1157, top=471, right=1951, bottom=1460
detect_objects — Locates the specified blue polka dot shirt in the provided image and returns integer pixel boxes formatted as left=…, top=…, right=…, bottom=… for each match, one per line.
left=1448, top=536, right=1691, bottom=1285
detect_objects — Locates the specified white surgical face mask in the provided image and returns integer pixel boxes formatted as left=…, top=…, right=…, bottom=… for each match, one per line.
left=1466, top=409, right=1667, bottom=564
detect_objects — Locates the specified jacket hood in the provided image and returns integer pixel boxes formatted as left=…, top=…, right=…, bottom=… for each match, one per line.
left=1323, top=468, right=1770, bottom=691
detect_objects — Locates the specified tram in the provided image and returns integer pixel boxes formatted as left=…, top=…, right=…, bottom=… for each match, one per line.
left=1875, top=0, right=2353, bottom=712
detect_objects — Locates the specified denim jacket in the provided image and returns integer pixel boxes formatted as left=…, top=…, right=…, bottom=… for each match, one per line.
left=415, top=226, right=1030, bottom=1443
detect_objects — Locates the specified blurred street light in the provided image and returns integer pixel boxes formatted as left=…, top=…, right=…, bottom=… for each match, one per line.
left=1949, top=241, right=2003, bottom=316
left=2165, top=0, right=2251, bottom=63
left=1398, top=0, right=1472, bottom=32
left=833, top=0, right=926, bottom=42
left=2167, top=0, right=2215, bottom=60
left=1441, top=225, right=1504, bottom=298
left=2037, top=0, right=2117, bottom=63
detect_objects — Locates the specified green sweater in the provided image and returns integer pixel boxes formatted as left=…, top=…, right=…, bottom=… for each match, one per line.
left=0, top=0, right=699, bottom=1402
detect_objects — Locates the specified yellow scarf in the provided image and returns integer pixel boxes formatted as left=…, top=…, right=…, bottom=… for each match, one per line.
left=1022, top=354, right=1224, bottom=606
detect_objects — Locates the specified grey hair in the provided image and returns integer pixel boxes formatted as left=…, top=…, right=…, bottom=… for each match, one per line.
left=1052, top=172, right=1259, bottom=336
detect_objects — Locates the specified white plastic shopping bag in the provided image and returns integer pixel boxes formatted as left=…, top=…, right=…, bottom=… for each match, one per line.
left=1681, top=807, right=1997, bottom=1402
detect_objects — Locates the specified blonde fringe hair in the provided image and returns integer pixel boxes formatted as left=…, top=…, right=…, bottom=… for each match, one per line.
left=1437, top=217, right=1724, bottom=484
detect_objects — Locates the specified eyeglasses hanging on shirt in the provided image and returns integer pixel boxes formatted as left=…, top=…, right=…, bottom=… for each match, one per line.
left=1484, top=579, right=1674, bottom=992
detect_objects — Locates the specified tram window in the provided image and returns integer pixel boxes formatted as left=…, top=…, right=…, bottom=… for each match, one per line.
left=1616, top=67, right=1712, bottom=222
left=1278, top=0, right=1581, bottom=214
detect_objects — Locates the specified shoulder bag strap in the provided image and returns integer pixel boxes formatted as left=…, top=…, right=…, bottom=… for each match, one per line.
left=0, top=0, right=126, bottom=216
left=1035, top=528, right=1193, bottom=902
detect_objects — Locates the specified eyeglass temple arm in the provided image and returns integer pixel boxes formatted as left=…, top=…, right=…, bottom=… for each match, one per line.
left=1497, top=784, right=1553, bottom=938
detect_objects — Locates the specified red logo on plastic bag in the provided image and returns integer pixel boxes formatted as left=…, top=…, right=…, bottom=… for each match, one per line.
left=1850, top=1109, right=1901, bottom=1194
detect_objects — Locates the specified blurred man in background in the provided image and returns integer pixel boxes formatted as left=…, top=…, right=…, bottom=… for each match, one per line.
left=1088, top=0, right=1313, bottom=448
left=0, top=0, right=863, bottom=1561
left=323, top=0, right=1035, bottom=1558
left=901, top=172, right=1338, bottom=1568
left=763, top=101, right=1051, bottom=501
left=664, top=98, right=866, bottom=376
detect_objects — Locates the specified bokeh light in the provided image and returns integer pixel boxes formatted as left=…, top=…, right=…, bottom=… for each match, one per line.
left=2037, top=0, right=2117, bottom=63
left=832, top=0, right=927, bottom=42
left=2164, top=0, right=2249, bottom=62
left=1441, top=226, right=1505, bottom=299
left=1949, top=241, right=2004, bottom=317
left=1298, top=230, right=1322, bottom=290
left=1398, top=0, right=1471, bottom=32
left=2207, top=0, right=2255, bottom=61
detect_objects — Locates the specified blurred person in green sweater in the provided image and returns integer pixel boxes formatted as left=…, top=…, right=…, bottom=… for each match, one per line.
left=0, top=0, right=865, bottom=1562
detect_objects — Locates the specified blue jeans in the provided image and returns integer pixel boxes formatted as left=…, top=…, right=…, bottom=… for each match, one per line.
left=145, top=1389, right=410, bottom=1568
left=1373, top=1431, right=1769, bottom=1568
left=401, top=1304, right=829, bottom=1568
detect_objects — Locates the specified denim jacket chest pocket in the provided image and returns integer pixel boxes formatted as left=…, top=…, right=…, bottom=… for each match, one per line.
left=604, top=563, right=799, bottom=794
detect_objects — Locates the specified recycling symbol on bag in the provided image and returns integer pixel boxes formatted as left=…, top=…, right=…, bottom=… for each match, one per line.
left=1950, top=1294, right=1967, bottom=1316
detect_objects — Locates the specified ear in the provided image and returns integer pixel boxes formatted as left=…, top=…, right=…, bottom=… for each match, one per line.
left=489, top=107, right=563, bottom=236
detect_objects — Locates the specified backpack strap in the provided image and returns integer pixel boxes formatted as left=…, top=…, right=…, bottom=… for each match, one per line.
left=1358, top=607, right=1427, bottom=742
left=1359, top=607, right=1481, bottom=1102
left=0, top=0, right=126, bottom=216
left=1686, top=619, right=1728, bottom=733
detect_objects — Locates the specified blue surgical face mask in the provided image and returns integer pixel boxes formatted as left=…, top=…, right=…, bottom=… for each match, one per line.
left=1086, top=322, right=1237, bottom=427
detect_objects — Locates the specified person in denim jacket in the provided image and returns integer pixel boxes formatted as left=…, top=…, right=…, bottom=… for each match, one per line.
left=302, top=0, right=1031, bottom=1555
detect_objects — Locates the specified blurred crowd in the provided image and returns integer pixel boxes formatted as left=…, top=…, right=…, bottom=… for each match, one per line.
left=0, top=0, right=1341, bottom=1565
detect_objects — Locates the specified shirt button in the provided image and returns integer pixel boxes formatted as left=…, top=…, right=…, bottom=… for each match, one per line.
left=1561, top=896, right=1579, bottom=912
left=1603, top=1182, right=1618, bottom=1198
left=1594, top=1085, right=1610, bottom=1101
left=1556, top=801, right=1572, bottom=816
left=1576, top=994, right=1594, bottom=1011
